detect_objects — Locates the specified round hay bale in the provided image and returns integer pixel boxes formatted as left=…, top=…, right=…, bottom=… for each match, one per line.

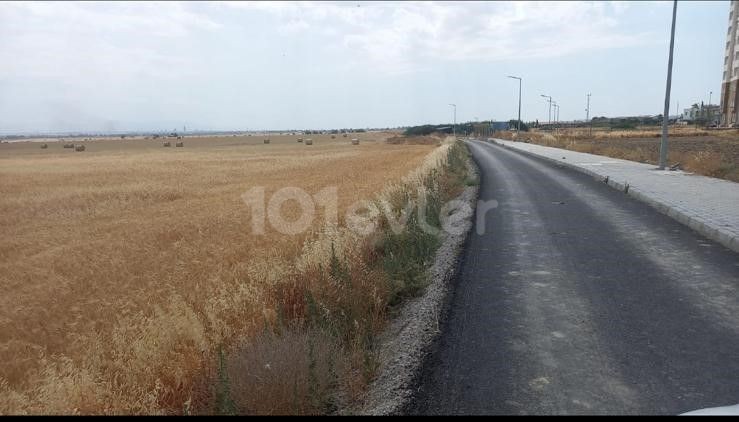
left=176, top=141, right=184, bottom=147
left=351, top=138, right=359, bottom=145
left=342, top=133, right=348, bottom=137
left=74, top=145, right=85, bottom=152
left=40, top=143, right=48, bottom=149
left=63, top=143, right=74, bottom=149
left=264, top=139, right=270, bottom=144
left=297, top=138, right=303, bottom=142
left=331, top=135, right=336, bottom=139
left=305, top=138, right=313, bottom=145
left=163, top=141, right=171, bottom=147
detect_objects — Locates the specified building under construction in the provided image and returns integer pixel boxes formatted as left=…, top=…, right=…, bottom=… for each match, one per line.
left=721, top=1, right=739, bottom=126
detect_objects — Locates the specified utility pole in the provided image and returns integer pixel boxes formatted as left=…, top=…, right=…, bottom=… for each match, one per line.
left=449, top=103, right=457, bottom=139
left=709, top=91, right=713, bottom=124
left=658, top=0, right=677, bottom=170
left=508, top=76, right=522, bottom=133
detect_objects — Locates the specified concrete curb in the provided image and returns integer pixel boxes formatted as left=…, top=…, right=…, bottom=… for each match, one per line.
left=490, top=139, right=739, bottom=254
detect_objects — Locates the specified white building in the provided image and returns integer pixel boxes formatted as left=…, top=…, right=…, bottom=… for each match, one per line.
left=682, top=103, right=720, bottom=123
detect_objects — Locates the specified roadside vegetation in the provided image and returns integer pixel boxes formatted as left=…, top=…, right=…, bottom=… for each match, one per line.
left=192, top=139, right=471, bottom=415
left=496, top=126, right=739, bottom=182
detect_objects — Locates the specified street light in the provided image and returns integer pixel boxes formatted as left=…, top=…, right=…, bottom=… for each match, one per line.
left=658, top=0, right=677, bottom=170
left=586, top=93, right=592, bottom=136
left=541, top=94, right=553, bottom=126
left=508, top=76, right=522, bottom=133
left=448, top=103, right=457, bottom=139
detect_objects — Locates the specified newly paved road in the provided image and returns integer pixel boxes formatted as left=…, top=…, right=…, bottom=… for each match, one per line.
left=409, top=140, right=739, bottom=415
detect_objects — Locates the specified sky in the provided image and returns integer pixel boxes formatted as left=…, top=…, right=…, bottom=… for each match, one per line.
left=0, top=1, right=730, bottom=133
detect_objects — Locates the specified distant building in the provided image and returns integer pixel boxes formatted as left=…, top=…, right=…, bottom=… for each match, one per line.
left=721, top=0, right=739, bottom=126
left=682, top=103, right=720, bottom=124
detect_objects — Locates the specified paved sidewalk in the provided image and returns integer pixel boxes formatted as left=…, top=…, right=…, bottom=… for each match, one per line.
left=491, top=138, right=739, bottom=253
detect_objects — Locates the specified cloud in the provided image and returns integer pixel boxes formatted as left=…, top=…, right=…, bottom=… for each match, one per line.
left=0, top=1, right=221, bottom=81
left=221, top=1, right=654, bottom=74
left=1, top=1, right=655, bottom=79
left=0, top=1, right=667, bottom=132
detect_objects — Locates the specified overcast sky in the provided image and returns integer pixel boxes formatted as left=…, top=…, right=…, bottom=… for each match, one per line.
left=0, top=1, right=729, bottom=133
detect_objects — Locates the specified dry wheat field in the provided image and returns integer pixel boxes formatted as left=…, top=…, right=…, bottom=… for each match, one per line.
left=0, top=132, right=440, bottom=414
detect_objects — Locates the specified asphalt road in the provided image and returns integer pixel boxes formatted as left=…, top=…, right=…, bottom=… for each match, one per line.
left=409, top=140, right=739, bottom=415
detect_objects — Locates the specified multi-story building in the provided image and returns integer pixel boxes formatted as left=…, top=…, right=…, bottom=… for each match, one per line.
left=721, top=1, right=739, bottom=126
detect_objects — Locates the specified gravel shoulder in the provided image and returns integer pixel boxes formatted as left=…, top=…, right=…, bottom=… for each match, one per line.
left=347, top=144, right=480, bottom=415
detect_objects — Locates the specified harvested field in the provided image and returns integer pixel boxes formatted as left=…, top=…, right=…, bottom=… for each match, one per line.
left=0, top=132, right=440, bottom=414
left=497, top=129, right=739, bottom=182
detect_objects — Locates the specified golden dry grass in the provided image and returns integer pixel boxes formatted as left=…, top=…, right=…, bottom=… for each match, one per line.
left=555, top=125, right=717, bottom=140
left=498, top=128, right=739, bottom=182
left=0, top=133, right=439, bottom=414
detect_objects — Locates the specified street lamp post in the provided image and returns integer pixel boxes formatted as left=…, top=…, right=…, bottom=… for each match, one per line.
left=448, top=103, right=457, bottom=139
left=658, top=0, right=677, bottom=170
left=508, top=76, right=522, bottom=133
left=541, top=94, right=553, bottom=127
left=586, top=93, right=592, bottom=136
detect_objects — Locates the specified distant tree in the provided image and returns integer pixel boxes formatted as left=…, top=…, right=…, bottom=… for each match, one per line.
left=611, top=119, right=636, bottom=130
left=403, top=125, right=437, bottom=136
left=508, top=119, right=529, bottom=132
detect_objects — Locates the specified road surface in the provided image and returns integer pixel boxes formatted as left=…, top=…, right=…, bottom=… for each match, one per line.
left=409, top=140, right=739, bottom=415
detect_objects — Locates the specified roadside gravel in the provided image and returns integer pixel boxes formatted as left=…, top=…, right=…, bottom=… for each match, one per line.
left=349, top=145, right=479, bottom=415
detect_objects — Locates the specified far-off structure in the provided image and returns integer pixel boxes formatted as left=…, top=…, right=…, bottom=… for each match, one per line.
left=721, top=0, right=739, bottom=126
